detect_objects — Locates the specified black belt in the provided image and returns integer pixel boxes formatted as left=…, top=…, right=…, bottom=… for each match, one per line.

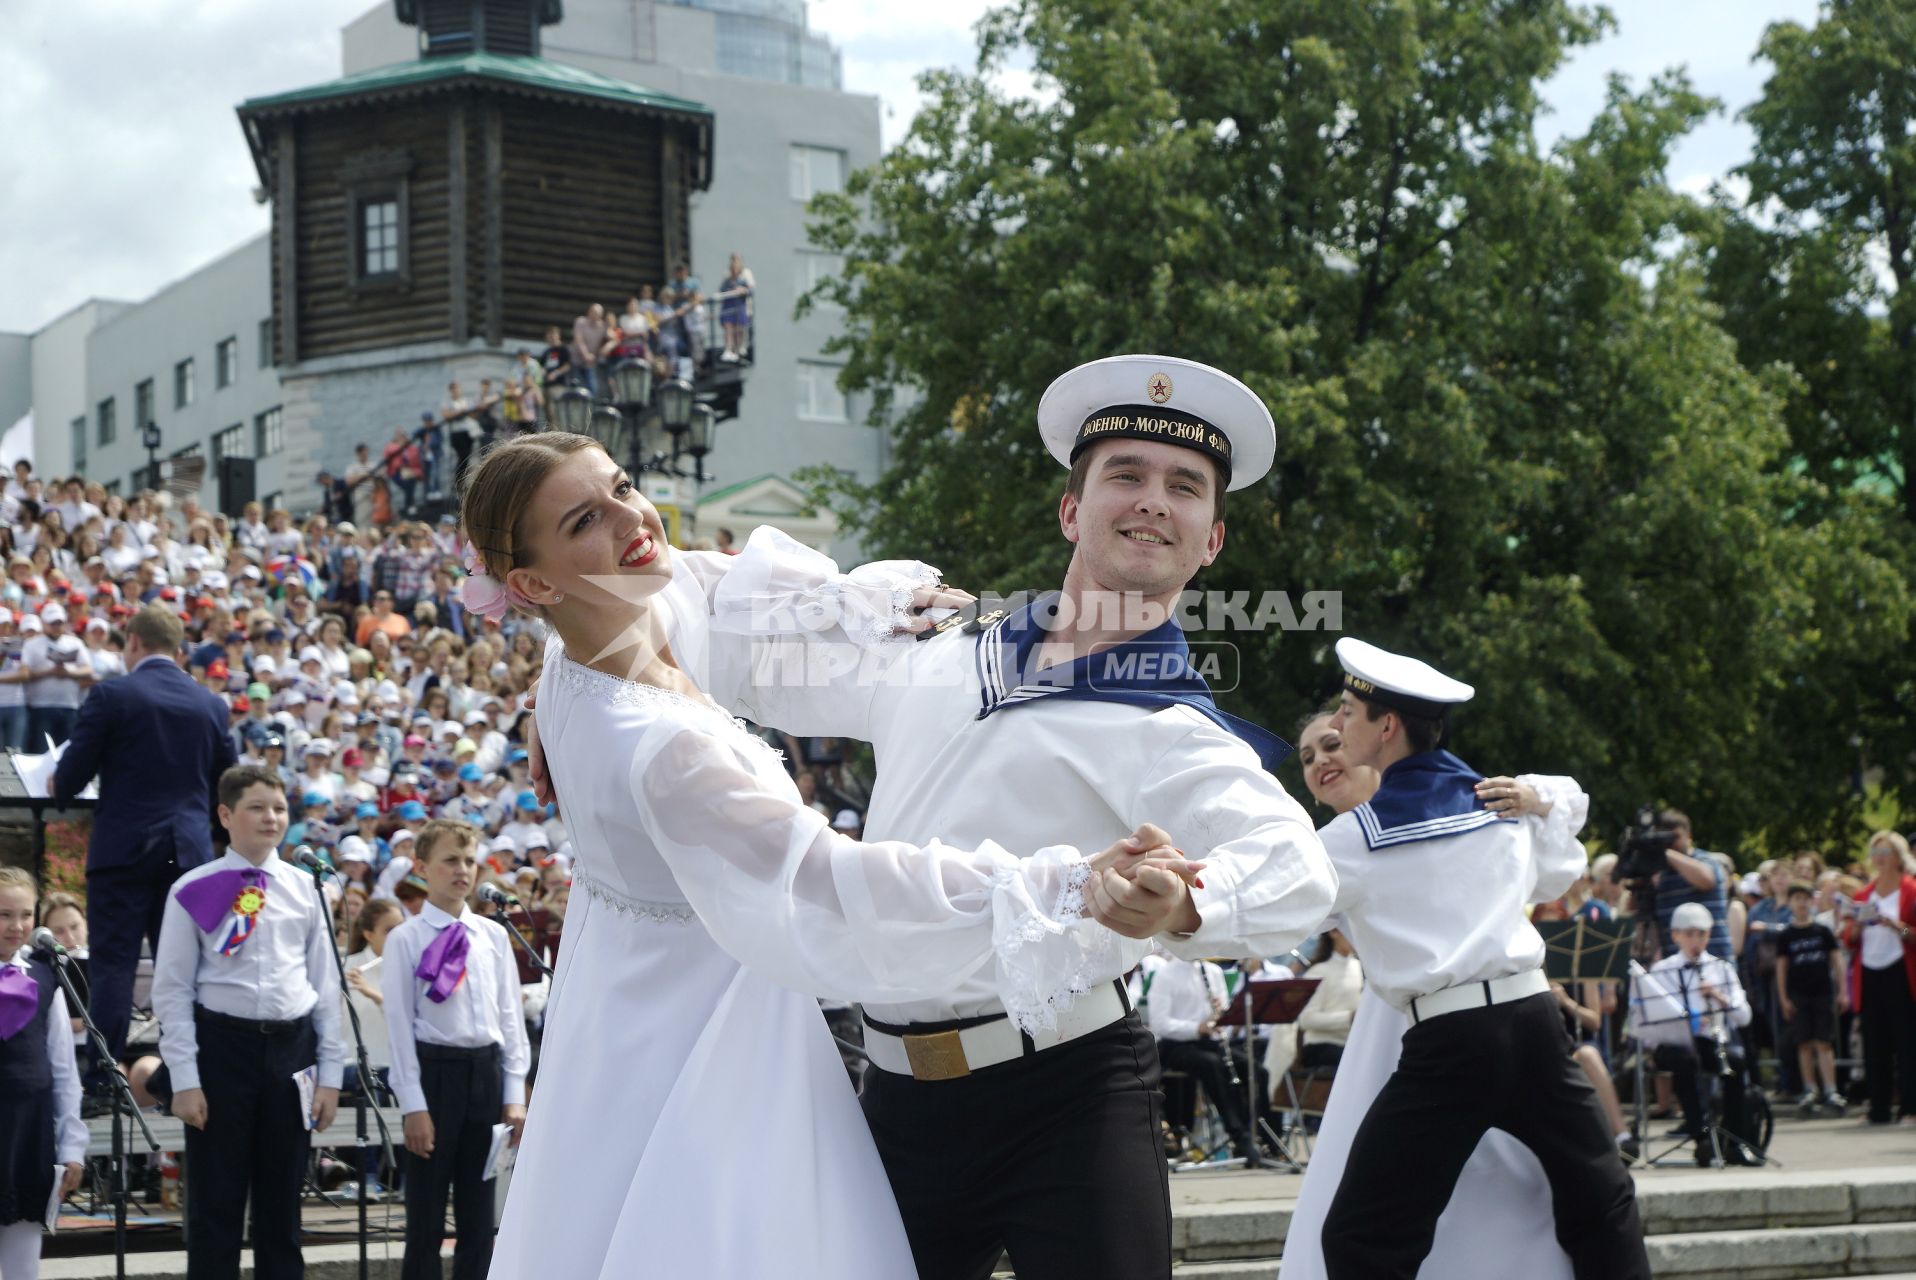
left=416, top=1042, right=501, bottom=1062
left=194, top=1005, right=310, bottom=1036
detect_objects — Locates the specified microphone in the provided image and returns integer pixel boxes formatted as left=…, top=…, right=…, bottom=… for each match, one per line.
left=291, top=845, right=332, bottom=878
left=30, top=927, right=67, bottom=961
left=478, top=883, right=519, bottom=910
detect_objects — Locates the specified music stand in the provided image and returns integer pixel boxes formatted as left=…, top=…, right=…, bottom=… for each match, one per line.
left=1204, top=974, right=1318, bottom=1174
left=1623, top=963, right=1776, bottom=1169
left=1537, top=918, right=1633, bottom=987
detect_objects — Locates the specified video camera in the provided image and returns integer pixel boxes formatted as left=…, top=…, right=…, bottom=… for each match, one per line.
left=1615, top=806, right=1680, bottom=882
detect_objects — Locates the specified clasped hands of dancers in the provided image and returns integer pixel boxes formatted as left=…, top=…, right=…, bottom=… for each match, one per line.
left=0, top=354, right=1650, bottom=1280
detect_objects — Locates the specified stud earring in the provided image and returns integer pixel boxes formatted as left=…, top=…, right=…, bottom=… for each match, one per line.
left=551, top=593, right=565, bottom=605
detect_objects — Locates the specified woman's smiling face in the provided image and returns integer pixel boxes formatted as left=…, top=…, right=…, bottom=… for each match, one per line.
left=1296, top=713, right=1381, bottom=816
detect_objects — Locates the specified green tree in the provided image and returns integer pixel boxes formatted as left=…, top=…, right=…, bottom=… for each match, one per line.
left=806, top=0, right=1911, bottom=849
left=1699, top=0, right=1916, bottom=837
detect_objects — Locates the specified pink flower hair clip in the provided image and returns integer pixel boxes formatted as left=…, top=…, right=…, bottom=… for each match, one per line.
left=460, top=541, right=531, bottom=619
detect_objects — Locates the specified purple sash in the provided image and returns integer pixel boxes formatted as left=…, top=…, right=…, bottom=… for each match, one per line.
left=415, top=921, right=470, bottom=1004
left=0, top=966, right=39, bottom=1041
left=177, top=867, right=268, bottom=933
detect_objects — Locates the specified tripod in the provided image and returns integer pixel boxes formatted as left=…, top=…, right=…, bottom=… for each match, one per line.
left=43, top=942, right=158, bottom=1280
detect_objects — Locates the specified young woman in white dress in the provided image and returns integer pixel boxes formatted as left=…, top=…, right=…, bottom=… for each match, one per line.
left=463, top=434, right=1192, bottom=1279
left=1278, top=710, right=1581, bottom=1280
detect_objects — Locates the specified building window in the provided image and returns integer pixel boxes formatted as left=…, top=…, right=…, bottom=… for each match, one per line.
left=104, top=479, right=121, bottom=498
left=789, top=145, right=846, bottom=202
left=254, top=406, right=284, bottom=457
left=174, top=357, right=195, bottom=409
left=260, top=490, right=282, bottom=512
left=72, top=416, right=87, bottom=470
left=216, top=337, right=239, bottom=389
left=170, top=442, right=201, bottom=460
left=359, top=198, right=401, bottom=278
left=134, top=379, right=155, bottom=429
left=258, top=317, right=274, bottom=368
left=796, top=251, right=844, bottom=306
left=796, top=361, right=848, bottom=423
left=96, top=399, right=116, bottom=447
left=213, top=423, right=248, bottom=464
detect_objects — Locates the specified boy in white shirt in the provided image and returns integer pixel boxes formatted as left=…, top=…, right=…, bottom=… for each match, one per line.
left=381, top=820, right=529, bottom=1280
left=149, top=766, right=345, bottom=1278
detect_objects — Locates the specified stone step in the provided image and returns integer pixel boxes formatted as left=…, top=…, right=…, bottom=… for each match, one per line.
left=1172, top=1262, right=1283, bottom=1279
left=1647, top=1222, right=1916, bottom=1280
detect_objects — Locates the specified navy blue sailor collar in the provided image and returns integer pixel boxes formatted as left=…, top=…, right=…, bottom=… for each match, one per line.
left=1353, top=749, right=1512, bottom=850
left=972, top=592, right=1293, bottom=770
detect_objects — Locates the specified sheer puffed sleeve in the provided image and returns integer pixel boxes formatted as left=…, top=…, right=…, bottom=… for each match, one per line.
left=1518, top=773, right=1591, bottom=905
left=632, top=716, right=1136, bottom=1034
left=694, top=526, right=938, bottom=738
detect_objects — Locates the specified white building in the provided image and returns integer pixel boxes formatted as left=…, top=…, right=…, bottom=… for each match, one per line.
left=2, top=0, right=881, bottom=553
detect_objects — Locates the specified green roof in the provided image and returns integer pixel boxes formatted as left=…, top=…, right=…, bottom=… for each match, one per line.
left=239, top=52, right=710, bottom=121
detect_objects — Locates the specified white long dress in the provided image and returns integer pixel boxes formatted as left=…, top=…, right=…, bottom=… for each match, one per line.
left=491, top=546, right=1132, bottom=1279
left=1277, top=777, right=1587, bottom=1280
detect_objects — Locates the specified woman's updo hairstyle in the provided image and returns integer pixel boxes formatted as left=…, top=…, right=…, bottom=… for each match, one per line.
left=459, top=432, right=609, bottom=600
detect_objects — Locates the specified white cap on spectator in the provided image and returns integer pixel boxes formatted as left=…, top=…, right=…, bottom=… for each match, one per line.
left=489, top=835, right=519, bottom=855
left=375, top=680, right=401, bottom=704
left=335, top=681, right=360, bottom=707
left=490, top=662, right=510, bottom=682
left=253, top=655, right=277, bottom=674
left=304, top=738, right=335, bottom=759
left=337, top=521, right=357, bottom=535
left=299, top=645, right=324, bottom=665
left=19, top=615, right=42, bottom=633
left=364, top=766, right=391, bottom=787
left=463, top=709, right=489, bottom=727
left=41, top=603, right=67, bottom=624
left=1670, top=903, right=1714, bottom=933
left=337, top=835, right=373, bottom=864
left=204, top=570, right=229, bottom=591
left=390, top=827, right=415, bottom=846
left=282, top=690, right=307, bottom=708
left=832, top=809, right=861, bottom=831
left=242, top=565, right=263, bottom=580
left=85, top=616, right=109, bottom=634
left=439, top=720, right=462, bottom=739
left=525, top=830, right=550, bottom=850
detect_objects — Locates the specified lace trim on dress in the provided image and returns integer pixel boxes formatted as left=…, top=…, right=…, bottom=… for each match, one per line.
left=574, top=868, right=698, bottom=926
left=995, top=858, right=1106, bottom=1037
left=556, top=652, right=786, bottom=770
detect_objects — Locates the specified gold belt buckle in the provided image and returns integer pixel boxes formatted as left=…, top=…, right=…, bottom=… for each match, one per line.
left=902, top=1029, right=971, bottom=1081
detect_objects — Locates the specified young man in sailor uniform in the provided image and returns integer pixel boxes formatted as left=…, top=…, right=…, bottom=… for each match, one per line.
left=1313, top=638, right=1649, bottom=1280
left=688, top=355, right=1339, bottom=1280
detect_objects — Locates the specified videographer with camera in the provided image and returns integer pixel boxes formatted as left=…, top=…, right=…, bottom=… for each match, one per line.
left=1619, top=809, right=1731, bottom=962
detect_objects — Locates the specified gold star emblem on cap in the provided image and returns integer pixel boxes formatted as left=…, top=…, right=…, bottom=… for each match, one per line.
left=1146, top=372, right=1173, bottom=404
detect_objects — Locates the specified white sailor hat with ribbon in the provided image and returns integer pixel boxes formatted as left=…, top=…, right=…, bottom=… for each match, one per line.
left=1334, top=637, right=1475, bottom=721
left=1037, top=354, right=1276, bottom=491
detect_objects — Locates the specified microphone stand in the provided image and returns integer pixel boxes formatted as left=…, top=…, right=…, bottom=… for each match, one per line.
left=490, top=897, right=554, bottom=980
left=297, top=862, right=395, bottom=1280
left=44, top=945, right=157, bottom=1280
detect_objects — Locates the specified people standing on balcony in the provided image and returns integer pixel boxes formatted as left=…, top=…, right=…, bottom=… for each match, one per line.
left=718, top=252, right=754, bottom=363
left=442, top=381, right=477, bottom=491
left=665, top=263, right=704, bottom=380
left=539, top=325, right=574, bottom=391
left=571, top=302, right=610, bottom=399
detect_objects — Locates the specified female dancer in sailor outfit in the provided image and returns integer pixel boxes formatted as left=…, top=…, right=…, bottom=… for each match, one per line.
left=1309, top=639, right=1648, bottom=1280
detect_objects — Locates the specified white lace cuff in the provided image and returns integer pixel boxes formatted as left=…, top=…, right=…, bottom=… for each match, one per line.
left=710, top=526, right=941, bottom=650
left=991, top=847, right=1141, bottom=1038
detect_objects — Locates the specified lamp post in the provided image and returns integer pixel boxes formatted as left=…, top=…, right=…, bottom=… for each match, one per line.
left=685, top=404, right=716, bottom=485
left=550, top=384, right=595, bottom=436
left=141, top=423, right=162, bottom=492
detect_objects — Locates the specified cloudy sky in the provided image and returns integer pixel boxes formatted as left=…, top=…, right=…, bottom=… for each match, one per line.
left=1, top=0, right=1821, bottom=336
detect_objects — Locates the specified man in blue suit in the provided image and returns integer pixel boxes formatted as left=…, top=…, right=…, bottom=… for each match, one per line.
left=54, top=605, right=237, bottom=1068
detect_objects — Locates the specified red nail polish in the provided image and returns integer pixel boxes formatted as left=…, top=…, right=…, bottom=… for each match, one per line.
left=1194, top=878, right=1206, bottom=890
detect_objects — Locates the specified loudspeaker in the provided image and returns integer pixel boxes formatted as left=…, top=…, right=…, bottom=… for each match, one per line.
left=218, top=455, right=256, bottom=516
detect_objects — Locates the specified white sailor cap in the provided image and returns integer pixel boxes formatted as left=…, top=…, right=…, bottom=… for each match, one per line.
left=1334, top=637, right=1474, bottom=721
left=1037, top=354, right=1275, bottom=492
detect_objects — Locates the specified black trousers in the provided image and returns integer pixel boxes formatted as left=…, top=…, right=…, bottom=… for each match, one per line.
left=861, top=1012, right=1172, bottom=1280
left=1653, top=1037, right=1749, bottom=1158
left=180, top=1011, right=317, bottom=1280
left=402, top=1043, right=501, bottom=1280
left=1860, top=963, right=1916, bottom=1122
left=1321, top=992, right=1649, bottom=1280
left=86, top=858, right=179, bottom=1071
left=1157, top=1038, right=1253, bottom=1151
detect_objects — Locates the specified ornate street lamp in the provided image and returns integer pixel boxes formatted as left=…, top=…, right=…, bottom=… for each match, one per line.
left=589, top=402, right=629, bottom=464
left=550, top=384, right=595, bottom=435
left=609, top=359, right=654, bottom=410
left=654, top=378, right=695, bottom=439
left=684, top=404, right=717, bottom=484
